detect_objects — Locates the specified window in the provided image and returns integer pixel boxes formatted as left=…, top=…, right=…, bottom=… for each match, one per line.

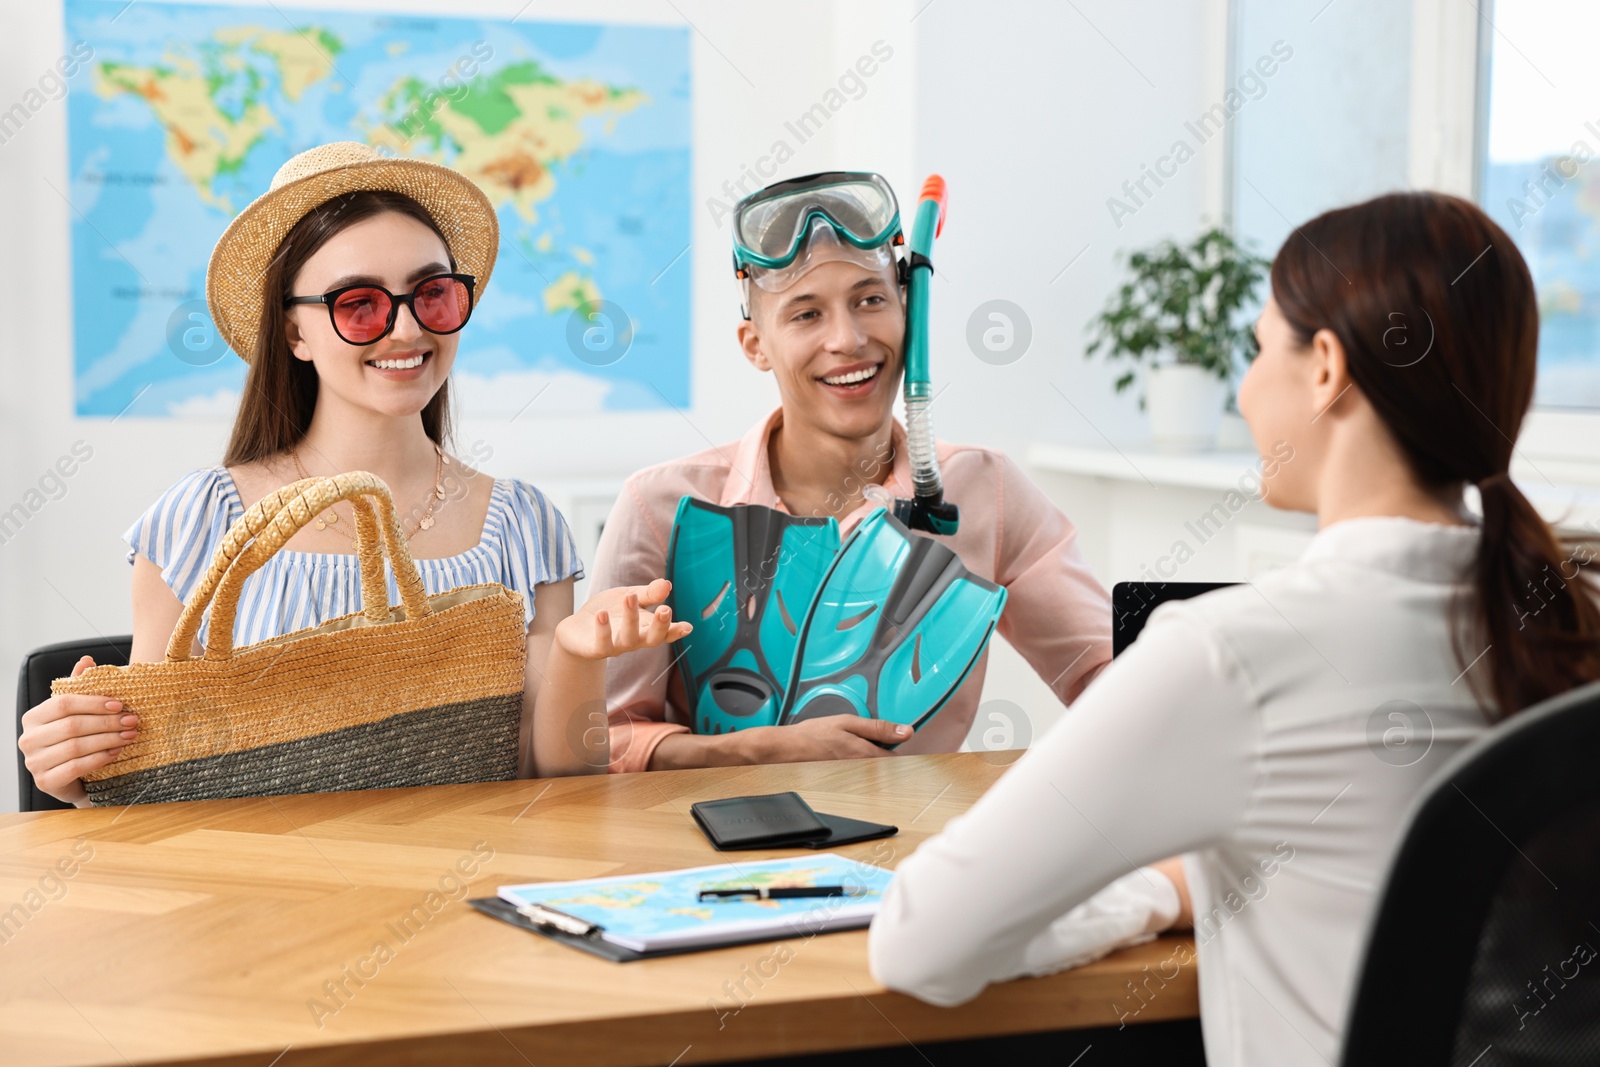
left=1478, top=0, right=1600, bottom=410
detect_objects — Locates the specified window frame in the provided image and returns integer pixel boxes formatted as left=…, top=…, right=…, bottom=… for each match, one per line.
left=1420, top=0, right=1600, bottom=471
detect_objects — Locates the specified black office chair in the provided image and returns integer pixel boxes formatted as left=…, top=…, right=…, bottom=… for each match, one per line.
left=16, top=635, right=134, bottom=812
left=1340, top=678, right=1600, bottom=1066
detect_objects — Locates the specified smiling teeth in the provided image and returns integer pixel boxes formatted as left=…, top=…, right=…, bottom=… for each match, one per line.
left=370, top=354, right=426, bottom=370
left=823, top=365, right=879, bottom=386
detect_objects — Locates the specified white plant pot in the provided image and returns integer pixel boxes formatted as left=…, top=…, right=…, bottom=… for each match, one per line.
left=1146, top=364, right=1227, bottom=453
left=1216, top=411, right=1256, bottom=451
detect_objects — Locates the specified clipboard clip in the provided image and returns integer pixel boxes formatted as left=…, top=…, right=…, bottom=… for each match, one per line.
left=515, top=902, right=604, bottom=940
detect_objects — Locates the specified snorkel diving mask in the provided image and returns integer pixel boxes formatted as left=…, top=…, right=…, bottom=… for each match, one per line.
left=730, top=169, right=958, bottom=535
left=732, top=171, right=905, bottom=317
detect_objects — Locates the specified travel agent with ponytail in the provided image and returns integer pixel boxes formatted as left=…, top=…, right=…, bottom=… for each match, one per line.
left=868, top=192, right=1600, bottom=1067
left=18, top=143, right=691, bottom=807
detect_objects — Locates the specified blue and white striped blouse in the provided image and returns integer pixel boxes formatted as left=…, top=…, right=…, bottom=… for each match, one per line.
left=124, top=466, right=584, bottom=651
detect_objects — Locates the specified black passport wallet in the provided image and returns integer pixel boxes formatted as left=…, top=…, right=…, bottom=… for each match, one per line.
left=804, top=812, right=899, bottom=849
left=689, top=792, right=897, bottom=851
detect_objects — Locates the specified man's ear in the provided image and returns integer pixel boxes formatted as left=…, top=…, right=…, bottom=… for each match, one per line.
left=1308, top=326, right=1352, bottom=418
left=737, top=318, right=771, bottom=373
left=285, top=310, right=314, bottom=363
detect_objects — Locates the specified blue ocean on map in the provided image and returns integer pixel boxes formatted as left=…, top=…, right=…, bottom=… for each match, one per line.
left=65, top=0, right=690, bottom=418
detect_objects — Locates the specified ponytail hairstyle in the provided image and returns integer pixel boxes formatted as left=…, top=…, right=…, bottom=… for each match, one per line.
left=1270, top=191, right=1600, bottom=718
left=223, top=190, right=455, bottom=467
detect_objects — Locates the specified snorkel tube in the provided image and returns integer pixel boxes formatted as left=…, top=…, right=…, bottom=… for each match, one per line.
left=893, top=175, right=960, bottom=536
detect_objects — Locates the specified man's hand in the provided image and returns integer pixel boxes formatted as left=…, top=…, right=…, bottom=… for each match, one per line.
left=744, top=715, right=913, bottom=762
left=650, top=714, right=913, bottom=769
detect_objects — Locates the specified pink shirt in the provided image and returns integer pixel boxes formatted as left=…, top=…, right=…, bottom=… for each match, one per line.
left=591, top=407, right=1113, bottom=772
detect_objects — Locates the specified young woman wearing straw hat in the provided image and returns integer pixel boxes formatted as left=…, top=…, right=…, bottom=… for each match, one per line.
left=18, top=142, right=690, bottom=806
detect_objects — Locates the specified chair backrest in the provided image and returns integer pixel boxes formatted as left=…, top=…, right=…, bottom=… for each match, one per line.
left=15, top=636, right=134, bottom=812
left=1340, top=678, right=1600, bottom=1065
left=1111, top=581, right=1235, bottom=657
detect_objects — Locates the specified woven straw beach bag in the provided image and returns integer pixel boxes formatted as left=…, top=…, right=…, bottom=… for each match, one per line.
left=56, top=472, right=527, bottom=806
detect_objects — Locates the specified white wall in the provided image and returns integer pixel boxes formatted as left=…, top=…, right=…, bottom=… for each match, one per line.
left=910, top=0, right=1215, bottom=456
left=1231, top=0, right=1415, bottom=259
left=0, top=0, right=1229, bottom=808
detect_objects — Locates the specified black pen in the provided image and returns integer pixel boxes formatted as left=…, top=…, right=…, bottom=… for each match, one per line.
left=698, top=884, right=872, bottom=902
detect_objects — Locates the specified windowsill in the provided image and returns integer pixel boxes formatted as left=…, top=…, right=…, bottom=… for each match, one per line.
left=1027, top=443, right=1267, bottom=493
left=1027, top=442, right=1600, bottom=533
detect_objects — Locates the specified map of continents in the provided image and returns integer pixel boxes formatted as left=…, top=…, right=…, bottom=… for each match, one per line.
left=65, top=0, right=690, bottom=418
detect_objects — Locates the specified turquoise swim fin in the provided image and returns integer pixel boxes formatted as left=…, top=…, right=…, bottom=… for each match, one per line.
left=665, top=497, right=841, bottom=734
left=779, top=508, right=1006, bottom=734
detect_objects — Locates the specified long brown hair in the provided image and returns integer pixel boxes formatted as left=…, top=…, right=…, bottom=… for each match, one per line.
left=223, top=190, right=455, bottom=466
left=1270, top=191, right=1600, bottom=718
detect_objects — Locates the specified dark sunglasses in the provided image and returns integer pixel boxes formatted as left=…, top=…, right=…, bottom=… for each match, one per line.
left=285, top=273, right=477, bottom=346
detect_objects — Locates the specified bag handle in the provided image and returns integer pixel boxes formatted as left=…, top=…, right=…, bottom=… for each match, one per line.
left=165, top=477, right=354, bottom=661
left=198, top=473, right=431, bottom=662
left=165, top=473, right=431, bottom=662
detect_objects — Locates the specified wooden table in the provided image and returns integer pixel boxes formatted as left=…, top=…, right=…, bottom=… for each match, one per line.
left=0, top=754, right=1198, bottom=1066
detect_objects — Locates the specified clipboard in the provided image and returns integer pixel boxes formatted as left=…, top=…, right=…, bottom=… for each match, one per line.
left=467, top=897, right=872, bottom=962
left=471, top=853, right=891, bottom=962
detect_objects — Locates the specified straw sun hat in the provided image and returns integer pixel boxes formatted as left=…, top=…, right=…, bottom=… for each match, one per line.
left=206, top=141, right=500, bottom=362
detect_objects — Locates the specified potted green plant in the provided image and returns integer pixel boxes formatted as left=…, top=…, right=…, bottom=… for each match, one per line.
left=1085, top=227, right=1269, bottom=452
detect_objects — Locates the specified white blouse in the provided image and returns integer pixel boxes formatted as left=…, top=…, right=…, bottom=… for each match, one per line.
left=869, top=517, right=1495, bottom=1067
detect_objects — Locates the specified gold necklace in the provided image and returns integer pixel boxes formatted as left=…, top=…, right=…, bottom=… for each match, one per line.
left=289, top=444, right=447, bottom=544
